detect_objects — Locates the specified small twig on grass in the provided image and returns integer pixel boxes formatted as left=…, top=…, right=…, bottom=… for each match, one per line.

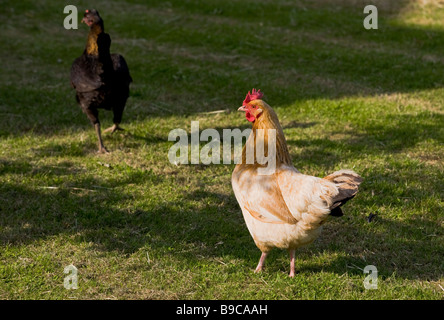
left=346, top=263, right=364, bottom=271
left=214, top=258, right=227, bottom=266
left=198, top=109, right=230, bottom=115
left=260, top=277, right=269, bottom=286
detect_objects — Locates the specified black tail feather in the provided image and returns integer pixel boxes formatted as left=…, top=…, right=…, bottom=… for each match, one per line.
left=329, top=206, right=343, bottom=217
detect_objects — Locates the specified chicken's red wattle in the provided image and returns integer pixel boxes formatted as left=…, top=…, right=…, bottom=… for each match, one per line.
left=246, top=112, right=255, bottom=122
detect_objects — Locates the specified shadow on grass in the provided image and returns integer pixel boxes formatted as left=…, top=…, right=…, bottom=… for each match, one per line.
left=295, top=215, right=443, bottom=281
left=285, top=112, right=444, bottom=167
left=1, top=159, right=442, bottom=281
left=2, top=0, right=444, bottom=135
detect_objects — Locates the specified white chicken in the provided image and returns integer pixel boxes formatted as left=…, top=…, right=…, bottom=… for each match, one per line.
left=232, top=89, right=363, bottom=277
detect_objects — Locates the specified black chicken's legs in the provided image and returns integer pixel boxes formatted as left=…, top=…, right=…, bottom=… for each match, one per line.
left=103, top=123, right=124, bottom=134
left=84, top=106, right=108, bottom=153
left=104, top=103, right=126, bottom=134
left=94, top=123, right=109, bottom=153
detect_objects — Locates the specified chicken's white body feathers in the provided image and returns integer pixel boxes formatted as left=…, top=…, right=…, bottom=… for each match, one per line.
left=232, top=164, right=359, bottom=252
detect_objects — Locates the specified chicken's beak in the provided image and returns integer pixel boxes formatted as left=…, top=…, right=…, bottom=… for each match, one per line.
left=81, top=16, right=90, bottom=25
left=238, top=106, right=247, bottom=112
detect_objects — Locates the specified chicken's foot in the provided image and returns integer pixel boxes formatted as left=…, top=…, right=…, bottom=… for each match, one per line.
left=289, top=249, right=296, bottom=278
left=95, top=123, right=109, bottom=153
left=104, top=123, right=125, bottom=134
left=254, top=252, right=268, bottom=273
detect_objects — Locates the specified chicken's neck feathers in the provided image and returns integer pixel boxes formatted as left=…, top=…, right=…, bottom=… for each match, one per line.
left=241, top=106, right=293, bottom=167
left=85, top=24, right=104, bottom=56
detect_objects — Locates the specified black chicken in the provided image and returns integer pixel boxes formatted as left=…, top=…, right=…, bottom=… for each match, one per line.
left=71, top=9, right=132, bottom=153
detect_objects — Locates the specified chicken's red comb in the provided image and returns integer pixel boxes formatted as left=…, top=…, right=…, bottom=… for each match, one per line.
left=85, top=9, right=89, bottom=13
left=243, top=88, right=264, bottom=106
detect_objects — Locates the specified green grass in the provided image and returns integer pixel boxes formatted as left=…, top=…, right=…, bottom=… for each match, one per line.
left=0, top=0, right=443, bottom=299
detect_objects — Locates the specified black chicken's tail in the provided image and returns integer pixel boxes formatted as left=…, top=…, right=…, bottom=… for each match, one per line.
left=111, top=54, right=132, bottom=85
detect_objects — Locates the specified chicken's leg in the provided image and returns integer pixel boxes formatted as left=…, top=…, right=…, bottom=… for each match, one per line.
left=104, top=104, right=126, bottom=134
left=95, top=123, right=109, bottom=153
left=289, top=249, right=296, bottom=278
left=103, top=123, right=125, bottom=134
left=254, top=252, right=268, bottom=273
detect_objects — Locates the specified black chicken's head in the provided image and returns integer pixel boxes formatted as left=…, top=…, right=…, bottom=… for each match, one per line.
left=82, top=9, right=103, bottom=28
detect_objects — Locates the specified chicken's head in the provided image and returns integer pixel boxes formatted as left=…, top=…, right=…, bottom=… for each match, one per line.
left=238, top=88, right=265, bottom=122
left=82, top=9, right=103, bottom=28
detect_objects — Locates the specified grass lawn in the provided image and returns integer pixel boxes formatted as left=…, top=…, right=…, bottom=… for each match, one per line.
left=0, top=0, right=443, bottom=299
